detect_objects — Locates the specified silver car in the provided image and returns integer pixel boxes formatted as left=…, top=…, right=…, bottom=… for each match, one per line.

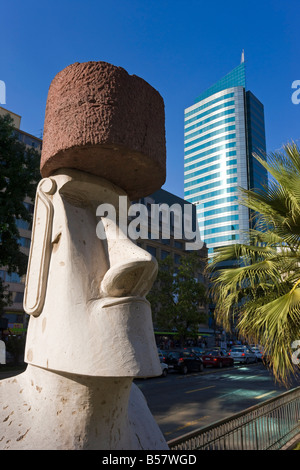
left=228, top=347, right=257, bottom=364
left=250, top=345, right=264, bottom=361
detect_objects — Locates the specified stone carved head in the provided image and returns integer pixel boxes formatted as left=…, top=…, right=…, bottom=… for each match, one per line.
left=23, top=61, right=166, bottom=378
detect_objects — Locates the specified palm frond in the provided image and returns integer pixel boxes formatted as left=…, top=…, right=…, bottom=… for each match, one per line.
left=208, top=143, right=300, bottom=384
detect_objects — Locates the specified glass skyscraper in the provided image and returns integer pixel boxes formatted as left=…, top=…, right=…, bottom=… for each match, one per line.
left=184, top=61, right=267, bottom=256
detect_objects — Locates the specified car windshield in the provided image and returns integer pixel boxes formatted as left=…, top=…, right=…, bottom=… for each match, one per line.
left=204, top=350, right=219, bottom=356
left=167, top=351, right=182, bottom=359
left=231, top=348, right=244, bottom=352
left=182, top=351, right=195, bottom=357
left=167, top=351, right=195, bottom=358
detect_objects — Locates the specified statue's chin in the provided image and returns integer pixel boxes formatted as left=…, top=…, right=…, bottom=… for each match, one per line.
left=86, top=296, right=162, bottom=378
left=25, top=297, right=161, bottom=379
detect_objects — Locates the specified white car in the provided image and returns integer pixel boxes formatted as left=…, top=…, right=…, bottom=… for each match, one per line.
left=228, top=347, right=257, bottom=364
left=160, top=361, right=168, bottom=377
left=250, top=345, right=264, bottom=361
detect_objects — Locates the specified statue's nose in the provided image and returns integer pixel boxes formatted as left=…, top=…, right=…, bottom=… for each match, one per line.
left=98, top=211, right=158, bottom=298
left=101, top=253, right=158, bottom=298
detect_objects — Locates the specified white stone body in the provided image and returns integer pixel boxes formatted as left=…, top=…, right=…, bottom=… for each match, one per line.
left=0, top=170, right=168, bottom=450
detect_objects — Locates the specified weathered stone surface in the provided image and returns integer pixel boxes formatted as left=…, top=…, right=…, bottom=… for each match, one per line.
left=0, top=63, right=169, bottom=450
left=40, top=61, right=166, bottom=200
left=0, top=170, right=168, bottom=450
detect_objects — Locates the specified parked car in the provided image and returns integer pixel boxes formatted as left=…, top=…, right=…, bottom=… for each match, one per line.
left=164, top=350, right=204, bottom=374
left=250, top=345, right=264, bottom=361
left=157, top=348, right=168, bottom=363
left=202, top=349, right=234, bottom=368
left=160, top=361, right=168, bottom=377
left=228, top=347, right=257, bottom=364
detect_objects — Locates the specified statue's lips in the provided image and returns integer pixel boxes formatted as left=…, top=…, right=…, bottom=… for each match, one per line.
left=95, top=296, right=150, bottom=309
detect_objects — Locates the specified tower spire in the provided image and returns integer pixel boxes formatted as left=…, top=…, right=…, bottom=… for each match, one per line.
left=241, top=49, right=245, bottom=63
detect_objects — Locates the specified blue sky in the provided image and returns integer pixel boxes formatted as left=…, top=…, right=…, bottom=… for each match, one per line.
left=1, top=0, right=299, bottom=198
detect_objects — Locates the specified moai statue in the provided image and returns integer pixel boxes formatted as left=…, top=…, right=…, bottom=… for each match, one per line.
left=0, top=62, right=168, bottom=450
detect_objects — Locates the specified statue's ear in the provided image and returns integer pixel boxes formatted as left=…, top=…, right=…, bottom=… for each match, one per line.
left=23, top=178, right=56, bottom=317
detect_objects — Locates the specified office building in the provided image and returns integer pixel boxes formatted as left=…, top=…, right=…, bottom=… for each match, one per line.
left=134, top=188, right=210, bottom=339
left=135, top=188, right=207, bottom=280
left=0, top=107, right=42, bottom=337
left=184, top=58, right=267, bottom=257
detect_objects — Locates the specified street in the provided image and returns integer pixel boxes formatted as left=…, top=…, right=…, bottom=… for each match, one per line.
left=135, top=362, right=300, bottom=442
left=1, top=362, right=299, bottom=445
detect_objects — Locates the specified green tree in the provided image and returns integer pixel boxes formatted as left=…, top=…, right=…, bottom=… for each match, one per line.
left=208, top=143, right=300, bottom=384
left=148, top=251, right=207, bottom=345
left=0, top=114, right=40, bottom=315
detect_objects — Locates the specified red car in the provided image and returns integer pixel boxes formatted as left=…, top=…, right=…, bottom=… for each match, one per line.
left=202, top=349, right=234, bottom=368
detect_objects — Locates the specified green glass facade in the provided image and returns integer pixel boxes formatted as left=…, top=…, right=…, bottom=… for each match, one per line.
left=194, top=63, right=246, bottom=103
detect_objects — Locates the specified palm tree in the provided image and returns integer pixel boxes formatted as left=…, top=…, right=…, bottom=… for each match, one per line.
left=208, top=142, right=300, bottom=384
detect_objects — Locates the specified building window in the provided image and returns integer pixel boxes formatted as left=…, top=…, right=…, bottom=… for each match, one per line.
left=14, top=292, right=24, bottom=303
left=4, top=272, right=22, bottom=283
left=184, top=171, right=220, bottom=188
left=174, top=241, right=183, bottom=249
left=184, top=97, right=235, bottom=126
left=184, top=125, right=236, bottom=150
left=184, top=132, right=236, bottom=157
left=174, top=254, right=181, bottom=265
left=201, top=205, right=239, bottom=218
left=15, top=218, right=31, bottom=230
left=146, top=245, right=157, bottom=257
left=161, top=250, right=170, bottom=260
left=18, top=237, right=31, bottom=248
left=185, top=179, right=221, bottom=197
left=200, top=214, right=239, bottom=227
left=204, top=234, right=240, bottom=245
left=184, top=141, right=236, bottom=167
left=204, top=224, right=239, bottom=237
left=23, top=202, right=34, bottom=217
left=185, top=116, right=235, bottom=142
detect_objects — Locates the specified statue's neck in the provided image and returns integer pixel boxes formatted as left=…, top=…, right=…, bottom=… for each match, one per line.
left=24, top=364, right=134, bottom=449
